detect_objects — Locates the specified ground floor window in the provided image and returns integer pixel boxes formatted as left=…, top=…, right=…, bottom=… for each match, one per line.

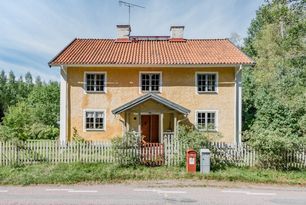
left=196, top=111, right=217, bottom=131
left=84, top=110, right=105, bottom=130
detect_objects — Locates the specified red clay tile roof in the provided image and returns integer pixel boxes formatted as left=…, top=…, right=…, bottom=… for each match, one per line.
left=49, top=38, right=254, bottom=66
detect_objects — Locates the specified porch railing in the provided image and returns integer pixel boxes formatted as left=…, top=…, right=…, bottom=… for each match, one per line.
left=162, top=132, right=175, bottom=141
left=140, top=143, right=164, bottom=166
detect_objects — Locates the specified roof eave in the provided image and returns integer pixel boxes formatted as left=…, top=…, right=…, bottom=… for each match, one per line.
left=49, top=63, right=254, bottom=68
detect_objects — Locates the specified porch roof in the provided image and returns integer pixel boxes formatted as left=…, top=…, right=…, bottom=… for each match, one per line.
left=112, top=93, right=190, bottom=115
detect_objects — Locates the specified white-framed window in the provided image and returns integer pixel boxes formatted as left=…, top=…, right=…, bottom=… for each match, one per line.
left=84, top=72, right=106, bottom=93
left=196, top=72, right=218, bottom=93
left=139, top=72, right=162, bottom=93
left=84, top=110, right=106, bottom=131
left=195, top=110, right=218, bottom=131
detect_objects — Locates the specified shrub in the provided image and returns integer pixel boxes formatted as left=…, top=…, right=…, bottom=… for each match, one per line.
left=111, top=132, right=140, bottom=167
left=246, top=130, right=305, bottom=170
left=177, top=125, right=232, bottom=171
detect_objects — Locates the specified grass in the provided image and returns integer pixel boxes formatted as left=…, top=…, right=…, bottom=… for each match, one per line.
left=0, top=163, right=305, bottom=186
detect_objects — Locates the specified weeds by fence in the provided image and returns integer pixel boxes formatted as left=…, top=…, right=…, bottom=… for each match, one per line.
left=0, top=139, right=305, bottom=168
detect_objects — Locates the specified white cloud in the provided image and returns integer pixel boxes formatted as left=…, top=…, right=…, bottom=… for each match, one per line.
left=0, top=0, right=263, bottom=81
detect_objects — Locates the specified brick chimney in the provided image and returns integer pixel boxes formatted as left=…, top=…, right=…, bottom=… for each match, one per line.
left=116, top=25, right=131, bottom=42
left=169, top=26, right=186, bottom=42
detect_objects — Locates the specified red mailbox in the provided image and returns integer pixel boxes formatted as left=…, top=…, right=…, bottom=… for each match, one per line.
left=186, top=149, right=197, bottom=173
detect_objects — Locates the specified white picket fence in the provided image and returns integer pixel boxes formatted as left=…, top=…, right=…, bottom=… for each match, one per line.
left=0, top=140, right=305, bottom=168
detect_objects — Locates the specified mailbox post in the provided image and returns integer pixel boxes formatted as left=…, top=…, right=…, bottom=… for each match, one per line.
left=200, top=149, right=211, bottom=174
left=186, top=149, right=197, bottom=173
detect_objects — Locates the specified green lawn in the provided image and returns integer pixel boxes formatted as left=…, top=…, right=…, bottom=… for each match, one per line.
left=0, top=163, right=305, bottom=185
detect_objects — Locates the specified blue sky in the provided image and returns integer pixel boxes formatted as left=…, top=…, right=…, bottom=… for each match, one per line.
left=0, top=0, right=263, bottom=81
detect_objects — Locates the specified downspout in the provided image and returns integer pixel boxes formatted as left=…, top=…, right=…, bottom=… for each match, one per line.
left=235, top=65, right=243, bottom=145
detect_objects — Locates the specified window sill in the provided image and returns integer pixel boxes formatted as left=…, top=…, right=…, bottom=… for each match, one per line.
left=197, top=91, right=218, bottom=94
left=84, top=91, right=106, bottom=94
left=141, top=91, right=161, bottom=94
left=198, top=129, right=218, bottom=133
left=85, top=129, right=105, bottom=132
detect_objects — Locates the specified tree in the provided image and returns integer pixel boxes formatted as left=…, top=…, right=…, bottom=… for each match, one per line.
left=35, top=76, right=43, bottom=86
left=242, top=0, right=306, bottom=168
left=0, top=81, right=60, bottom=141
left=25, top=72, right=33, bottom=85
left=0, top=70, right=59, bottom=141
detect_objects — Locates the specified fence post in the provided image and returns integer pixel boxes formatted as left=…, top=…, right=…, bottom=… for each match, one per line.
left=16, top=142, right=19, bottom=165
left=77, top=142, right=80, bottom=162
left=0, top=141, right=2, bottom=166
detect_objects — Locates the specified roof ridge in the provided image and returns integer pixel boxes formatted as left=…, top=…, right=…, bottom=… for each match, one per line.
left=73, top=38, right=228, bottom=41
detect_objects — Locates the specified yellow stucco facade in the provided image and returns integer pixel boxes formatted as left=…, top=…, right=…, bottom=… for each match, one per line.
left=66, top=66, right=237, bottom=143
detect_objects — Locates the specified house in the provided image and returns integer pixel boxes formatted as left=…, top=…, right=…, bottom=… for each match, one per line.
left=49, top=25, right=254, bottom=144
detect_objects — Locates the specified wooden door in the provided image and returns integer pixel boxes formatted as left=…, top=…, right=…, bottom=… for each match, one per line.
left=141, top=115, right=150, bottom=142
left=141, top=115, right=159, bottom=143
left=150, top=115, right=159, bottom=143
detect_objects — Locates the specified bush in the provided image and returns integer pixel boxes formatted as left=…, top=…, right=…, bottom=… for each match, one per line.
left=177, top=125, right=232, bottom=171
left=246, top=130, right=305, bottom=170
left=111, top=132, right=140, bottom=167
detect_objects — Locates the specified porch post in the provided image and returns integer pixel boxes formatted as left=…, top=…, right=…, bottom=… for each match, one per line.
left=173, top=113, right=177, bottom=137
left=160, top=113, right=164, bottom=142
left=124, top=112, right=129, bottom=132
left=137, top=112, right=141, bottom=136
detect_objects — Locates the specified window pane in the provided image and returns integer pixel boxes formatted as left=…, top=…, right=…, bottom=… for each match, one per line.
left=197, top=112, right=206, bottom=130
left=207, top=112, right=216, bottom=130
left=95, top=112, right=104, bottom=129
left=86, top=112, right=95, bottom=129
left=86, top=74, right=95, bottom=91
left=96, top=74, right=105, bottom=91
left=151, top=74, right=160, bottom=91
left=141, top=74, right=150, bottom=91
left=207, top=74, right=216, bottom=91
left=197, top=74, right=206, bottom=92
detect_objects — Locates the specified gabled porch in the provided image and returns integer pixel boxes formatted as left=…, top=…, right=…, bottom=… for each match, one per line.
left=112, top=93, right=190, bottom=143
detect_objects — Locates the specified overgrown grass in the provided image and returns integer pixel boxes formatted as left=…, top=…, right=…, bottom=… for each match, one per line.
left=0, top=163, right=305, bottom=186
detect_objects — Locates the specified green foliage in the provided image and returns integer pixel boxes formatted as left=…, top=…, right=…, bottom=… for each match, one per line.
left=246, top=130, right=305, bottom=170
left=0, top=70, right=33, bottom=119
left=72, top=127, right=85, bottom=143
left=0, top=101, right=59, bottom=141
left=0, top=163, right=304, bottom=185
left=0, top=71, right=60, bottom=141
left=111, top=132, right=141, bottom=167
left=177, top=125, right=231, bottom=171
left=242, top=0, right=306, bottom=150
left=26, top=82, right=60, bottom=127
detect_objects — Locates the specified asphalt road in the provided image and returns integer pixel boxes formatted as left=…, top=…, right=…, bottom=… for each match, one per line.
left=0, top=182, right=305, bottom=205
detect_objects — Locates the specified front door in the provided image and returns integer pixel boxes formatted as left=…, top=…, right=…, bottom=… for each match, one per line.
left=141, top=115, right=159, bottom=143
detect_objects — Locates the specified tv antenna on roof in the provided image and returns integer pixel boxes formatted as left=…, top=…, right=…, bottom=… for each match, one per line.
left=119, top=0, right=145, bottom=25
